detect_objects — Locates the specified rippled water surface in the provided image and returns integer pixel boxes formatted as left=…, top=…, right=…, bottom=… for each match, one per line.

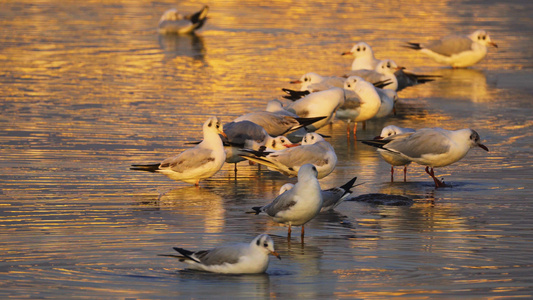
left=1, top=0, right=532, bottom=298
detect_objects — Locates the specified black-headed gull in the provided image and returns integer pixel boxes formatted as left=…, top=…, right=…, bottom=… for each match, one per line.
left=131, top=116, right=226, bottom=186
left=251, top=164, right=323, bottom=238
left=336, top=76, right=382, bottom=135
left=279, top=176, right=358, bottom=212
left=159, top=234, right=280, bottom=274
left=239, top=132, right=337, bottom=179
left=158, top=5, right=209, bottom=35
left=373, top=125, right=416, bottom=182
left=284, top=87, right=345, bottom=132
left=362, top=128, right=489, bottom=187
left=404, top=29, right=498, bottom=68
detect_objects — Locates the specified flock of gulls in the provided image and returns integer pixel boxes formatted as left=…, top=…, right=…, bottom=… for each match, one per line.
left=133, top=5, right=496, bottom=274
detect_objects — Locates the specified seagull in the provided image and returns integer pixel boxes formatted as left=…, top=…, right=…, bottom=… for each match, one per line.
left=222, top=120, right=297, bottom=171
left=289, top=72, right=346, bottom=92
left=279, top=176, right=358, bottom=212
left=233, top=111, right=326, bottom=137
left=336, top=76, right=382, bottom=135
left=284, top=87, right=345, bottom=132
left=404, top=29, right=498, bottom=68
left=158, top=5, right=209, bottom=35
left=373, top=125, right=416, bottom=182
left=361, top=128, right=489, bottom=187
left=342, top=41, right=381, bottom=70
left=159, top=234, right=280, bottom=274
left=130, top=116, right=226, bottom=186
left=239, top=132, right=337, bottom=179
left=251, top=164, right=323, bottom=238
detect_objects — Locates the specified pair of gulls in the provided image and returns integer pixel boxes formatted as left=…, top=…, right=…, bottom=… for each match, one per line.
left=363, top=126, right=489, bottom=187
left=159, top=164, right=358, bottom=274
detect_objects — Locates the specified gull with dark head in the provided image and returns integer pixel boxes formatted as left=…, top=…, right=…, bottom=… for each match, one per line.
left=159, top=234, right=280, bottom=274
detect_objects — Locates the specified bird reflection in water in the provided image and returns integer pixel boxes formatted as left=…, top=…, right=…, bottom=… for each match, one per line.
left=158, top=33, right=206, bottom=61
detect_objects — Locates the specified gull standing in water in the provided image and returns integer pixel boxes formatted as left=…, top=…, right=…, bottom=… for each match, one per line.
left=251, top=164, right=323, bottom=238
left=336, top=76, right=382, bottom=136
left=239, top=132, right=337, bottom=179
left=373, top=125, right=416, bottom=182
left=131, top=116, right=226, bottom=186
left=279, top=176, right=358, bottom=212
left=404, top=29, right=498, bottom=68
left=159, top=234, right=280, bottom=274
left=362, top=128, right=489, bottom=187
left=158, top=5, right=209, bottom=35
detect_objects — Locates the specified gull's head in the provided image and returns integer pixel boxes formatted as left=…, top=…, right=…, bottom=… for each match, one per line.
left=299, top=163, right=319, bottom=179
left=279, top=183, right=295, bottom=195
left=470, top=30, right=498, bottom=48
left=376, top=59, right=401, bottom=74
left=291, top=72, right=323, bottom=87
left=268, top=136, right=298, bottom=150
left=343, top=42, right=374, bottom=58
left=265, top=100, right=284, bottom=112
left=252, top=234, right=280, bottom=260
left=344, top=76, right=375, bottom=97
left=376, top=125, right=412, bottom=139
left=204, top=116, right=226, bottom=138
left=302, top=132, right=324, bottom=145
left=468, top=129, right=489, bottom=152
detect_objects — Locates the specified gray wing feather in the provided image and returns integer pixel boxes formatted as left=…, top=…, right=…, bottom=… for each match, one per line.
left=224, top=121, right=267, bottom=144
left=268, top=142, right=332, bottom=168
left=386, top=130, right=450, bottom=159
left=193, top=245, right=244, bottom=266
left=321, top=188, right=345, bottom=208
left=160, top=147, right=215, bottom=172
left=425, top=35, right=473, bottom=57
left=262, top=189, right=297, bottom=216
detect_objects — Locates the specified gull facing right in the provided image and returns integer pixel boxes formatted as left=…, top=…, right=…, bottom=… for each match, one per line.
left=404, top=29, right=498, bottom=68
left=159, top=234, right=280, bottom=274
left=362, top=127, right=489, bottom=187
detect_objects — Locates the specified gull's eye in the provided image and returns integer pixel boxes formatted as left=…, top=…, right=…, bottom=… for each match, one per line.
left=482, top=35, right=486, bottom=40
left=346, top=84, right=351, bottom=88
left=356, top=47, right=360, bottom=52
left=363, top=47, right=366, bottom=51
left=263, top=243, right=268, bottom=247
left=311, top=135, right=314, bottom=140
left=387, top=62, right=391, bottom=68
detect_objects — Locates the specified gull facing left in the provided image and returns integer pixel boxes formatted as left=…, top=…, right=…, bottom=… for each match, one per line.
left=251, top=164, right=323, bottom=238
left=159, top=234, right=280, bottom=274
left=131, top=116, right=226, bottom=186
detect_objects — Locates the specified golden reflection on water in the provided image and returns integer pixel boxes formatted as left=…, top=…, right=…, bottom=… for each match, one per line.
left=1, top=0, right=532, bottom=298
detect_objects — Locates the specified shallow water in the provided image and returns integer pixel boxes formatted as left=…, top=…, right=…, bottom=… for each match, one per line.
left=1, top=0, right=532, bottom=298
